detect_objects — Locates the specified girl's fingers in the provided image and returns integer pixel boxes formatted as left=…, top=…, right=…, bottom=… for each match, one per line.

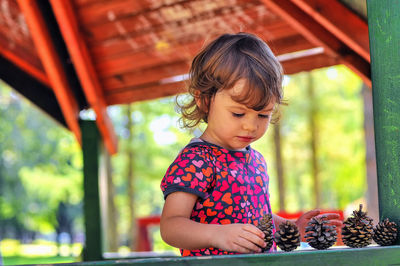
left=326, top=219, right=343, bottom=227
left=300, top=209, right=321, bottom=220
left=243, top=224, right=265, bottom=238
left=235, top=244, right=255, bottom=254
left=236, top=236, right=263, bottom=253
left=240, top=229, right=266, bottom=249
left=319, top=213, right=340, bottom=220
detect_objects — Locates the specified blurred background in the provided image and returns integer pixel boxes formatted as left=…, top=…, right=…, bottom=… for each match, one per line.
left=0, top=65, right=376, bottom=264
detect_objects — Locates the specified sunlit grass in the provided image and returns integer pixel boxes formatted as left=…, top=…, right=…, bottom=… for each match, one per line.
left=0, top=239, right=82, bottom=265
left=0, top=238, right=178, bottom=265
left=3, top=256, right=76, bottom=265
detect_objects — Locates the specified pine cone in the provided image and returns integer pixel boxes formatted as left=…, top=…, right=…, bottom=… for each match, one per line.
left=342, top=204, right=373, bottom=248
left=373, top=218, right=398, bottom=246
left=305, top=215, right=337, bottom=250
left=257, top=213, right=274, bottom=252
left=274, top=220, right=300, bottom=252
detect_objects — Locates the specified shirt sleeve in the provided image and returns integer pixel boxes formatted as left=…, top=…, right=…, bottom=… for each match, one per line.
left=160, top=146, right=215, bottom=199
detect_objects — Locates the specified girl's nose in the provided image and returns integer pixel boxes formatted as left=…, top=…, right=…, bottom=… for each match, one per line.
left=242, top=118, right=258, bottom=132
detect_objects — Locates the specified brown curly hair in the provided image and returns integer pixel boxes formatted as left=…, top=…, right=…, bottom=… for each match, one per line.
left=177, top=32, right=283, bottom=128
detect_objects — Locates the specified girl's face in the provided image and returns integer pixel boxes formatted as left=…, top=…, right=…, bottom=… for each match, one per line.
left=200, top=80, right=275, bottom=150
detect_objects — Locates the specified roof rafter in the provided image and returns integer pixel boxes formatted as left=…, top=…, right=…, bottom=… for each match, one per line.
left=260, top=0, right=371, bottom=87
left=0, top=54, right=67, bottom=127
left=291, top=0, right=370, bottom=62
left=281, top=51, right=338, bottom=74
left=50, top=0, right=118, bottom=154
left=106, top=81, right=187, bottom=105
left=0, top=45, right=49, bottom=86
left=17, top=0, right=81, bottom=144
left=102, top=60, right=190, bottom=92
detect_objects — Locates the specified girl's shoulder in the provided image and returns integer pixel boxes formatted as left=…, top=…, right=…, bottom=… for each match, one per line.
left=179, top=140, right=218, bottom=159
left=248, top=147, right=267, bottom=166
left=251, top=148, right=265, bottom=159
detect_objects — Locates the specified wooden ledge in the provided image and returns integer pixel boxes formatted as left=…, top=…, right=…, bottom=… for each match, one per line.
left=53, top=245, right=400, bottom=265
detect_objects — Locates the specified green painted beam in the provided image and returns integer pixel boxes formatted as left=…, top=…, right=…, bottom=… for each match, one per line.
left=55, top=246, right=400, bottom=266
left=367, top=0, right=400, bottom=240
left=81, top=120, right=103, bottom=261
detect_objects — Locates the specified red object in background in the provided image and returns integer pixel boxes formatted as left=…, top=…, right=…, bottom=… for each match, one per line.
left=135, top=210, right=344, bottom=251
left=135, top=215, right=161, bottom=251
left=276, top=211, right=304, bottom=220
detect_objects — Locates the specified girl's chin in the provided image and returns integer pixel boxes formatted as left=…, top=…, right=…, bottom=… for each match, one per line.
left=226, top=142, right=249, bottom=151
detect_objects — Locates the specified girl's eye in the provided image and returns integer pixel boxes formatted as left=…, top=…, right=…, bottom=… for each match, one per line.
left=232, top=113, right=244, bottom=117
left=258, top=114, right=270, bottom=119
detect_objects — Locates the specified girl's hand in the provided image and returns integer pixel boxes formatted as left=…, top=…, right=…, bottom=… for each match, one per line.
left=211, top=223, right=266, bottom=253
left=295, top=209, right=343, bottom=241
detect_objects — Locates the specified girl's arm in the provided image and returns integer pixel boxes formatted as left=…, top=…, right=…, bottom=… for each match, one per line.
left=160, top=191, right=266, bottom=253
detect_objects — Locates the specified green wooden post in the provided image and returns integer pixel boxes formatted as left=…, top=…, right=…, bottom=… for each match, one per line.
left=81, top=120, right=103, bottom=260
left=367, top=0, right=400, bottom=241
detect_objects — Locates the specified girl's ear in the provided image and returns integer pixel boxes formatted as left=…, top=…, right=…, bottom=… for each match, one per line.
left=199, top=98, right=210, bottom=114
left=194, top=90, right=208, bottom=113
left=195, top=95, right=201, bottom=109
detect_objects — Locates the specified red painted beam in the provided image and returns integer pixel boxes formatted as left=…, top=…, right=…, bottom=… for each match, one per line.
left=260, top=0, right=371, bottom=87
left=281, top=51, right=338, bottom=75
left=101, top=60, right=190, bottom=92
left=17, top=0, right=81, bottom=144
left=291, top=0, right=370, bottom=62
left=0, top=45, right=49, bottom=86
left=105, top=80, right=187, bottom=105
left=50, top=0, right=118, bottom=154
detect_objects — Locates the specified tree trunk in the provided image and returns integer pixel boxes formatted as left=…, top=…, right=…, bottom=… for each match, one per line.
left=308, top=73, right=321, bottom=208
left=273, top=123, right=285, bottom=211
left=362, top=83, right=379, bottom=222
left=126, top=104, right=136, bottom=250
left=99, top=145, right=119, bottom=252
left=105, top=151, right=118, bottom=251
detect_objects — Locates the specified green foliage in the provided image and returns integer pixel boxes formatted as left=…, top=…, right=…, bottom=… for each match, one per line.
left=0, top=81, right=82, bottom=234
left=108, top=98, right=193, bottom=237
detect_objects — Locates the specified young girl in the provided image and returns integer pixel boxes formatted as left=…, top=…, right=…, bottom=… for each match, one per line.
left=160, top=33, right=342, bottom=256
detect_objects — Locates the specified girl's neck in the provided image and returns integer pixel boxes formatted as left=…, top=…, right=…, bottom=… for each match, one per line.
left=197, top=135, right=247, bottom=152
left=199, top=131, right=223, bottom=148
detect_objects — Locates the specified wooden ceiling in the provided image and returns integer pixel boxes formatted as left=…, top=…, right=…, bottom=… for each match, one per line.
left=0, top=0, right=370, bottom=154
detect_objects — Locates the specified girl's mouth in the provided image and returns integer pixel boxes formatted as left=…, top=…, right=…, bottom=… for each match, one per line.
left=237, top=136, right=254, bottom=142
